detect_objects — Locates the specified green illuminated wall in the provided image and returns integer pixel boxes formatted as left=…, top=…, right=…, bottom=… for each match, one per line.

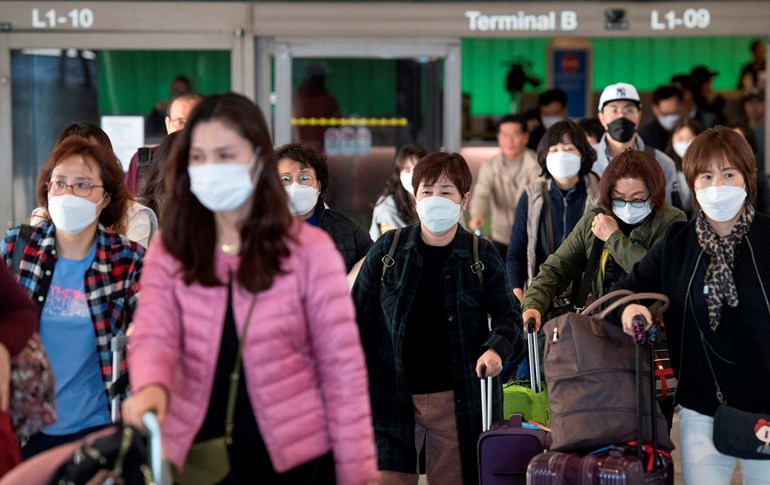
left=94, top=38, right=760, bottom=119
left=97, top=50, right=230, bottom=115
left=462, top=36, right=759, bottom=116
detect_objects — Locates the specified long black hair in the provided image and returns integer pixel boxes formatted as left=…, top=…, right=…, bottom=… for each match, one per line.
left=377, top=144, right=427, bottom=224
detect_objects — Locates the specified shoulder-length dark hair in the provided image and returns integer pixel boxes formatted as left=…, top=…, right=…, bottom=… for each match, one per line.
left=599, top=149, right=667, bottom=212
left=413, top=152, right=473, bottom=195
left=535, top=120, right=597, bottom=179
left=138, top=131, right=179, bottom=224
left=683, top=127, right=757, bottom=205
left=377, top=144, right=427, bottom=223
left=162, top=93, right=292, bottom=293
left=36, top=138, right=129, bottom=229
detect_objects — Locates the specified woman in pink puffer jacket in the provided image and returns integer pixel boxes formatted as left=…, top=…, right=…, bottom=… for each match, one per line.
left=122, top=93, right=378, bottom=485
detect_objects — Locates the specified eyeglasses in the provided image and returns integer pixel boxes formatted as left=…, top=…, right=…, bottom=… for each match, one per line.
left=280, top=174, right=316, bottom=187
left=611, top=196, right=650, bottom=209
left=168, top=117, right=187, bottom=130
left=603, top=105, right=640, bottom=116
left=47, top=180, right=104, bottom=197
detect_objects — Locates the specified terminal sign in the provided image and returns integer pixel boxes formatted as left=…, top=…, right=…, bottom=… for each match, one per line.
left=466, top=10, right=578, bottom=32
left=31, top=8, right=94, bottom=29
left=651, top=8, right=710, bottom=31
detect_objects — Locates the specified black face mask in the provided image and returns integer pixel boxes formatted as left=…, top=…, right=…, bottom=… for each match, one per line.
left=606, top=117, right=637, bottom=143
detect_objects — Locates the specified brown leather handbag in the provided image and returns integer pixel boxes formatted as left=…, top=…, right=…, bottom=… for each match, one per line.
left=542, top=290, right=674, bottom=452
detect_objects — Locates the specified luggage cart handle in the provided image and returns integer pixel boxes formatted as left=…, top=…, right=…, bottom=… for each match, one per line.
left=479, top=364, right=492, bottom=432
left=525, top=318, right=542, bottom=393
left=142, top=412, right=164, bottom=485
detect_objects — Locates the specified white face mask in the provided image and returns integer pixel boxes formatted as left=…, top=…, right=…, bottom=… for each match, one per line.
left=188, top=157, right=261, bottom=212
left=542, top=116, right=564, bottom=130
left=285, top=183, right=319, bottom=216
left=612, top=201, right=652, bottom=225
left=546, top=151, right=582, bottom=180
left=400, top=171, right=414, bottom=194
left=657, top=113, right=681, bottom=131
left=673, top=141, right=691, bottom=159
left=416, top=196, right=462, bottom=234
left=48, top=194, right=99, bottom=235
left=696, top=185, right=747, bottom=222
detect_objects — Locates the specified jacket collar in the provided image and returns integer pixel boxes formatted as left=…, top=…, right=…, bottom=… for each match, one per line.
left=401, top=222, right=473, bottom=261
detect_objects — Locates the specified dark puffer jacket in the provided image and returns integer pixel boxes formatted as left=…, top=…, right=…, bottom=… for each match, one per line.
left=316, top=204, right=373, bottom=272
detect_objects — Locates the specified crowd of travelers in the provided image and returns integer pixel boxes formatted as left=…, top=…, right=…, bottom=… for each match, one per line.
left=0, top=58, right=768, bottom=485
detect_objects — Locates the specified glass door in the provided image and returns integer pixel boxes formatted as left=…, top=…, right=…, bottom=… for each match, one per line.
left=0, top=31, right=239, bottom=228
left=271, top=40, right=460, bottom=226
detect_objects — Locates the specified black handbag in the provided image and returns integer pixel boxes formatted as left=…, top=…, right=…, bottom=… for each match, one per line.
left=697, top=323, right=770, bottom=460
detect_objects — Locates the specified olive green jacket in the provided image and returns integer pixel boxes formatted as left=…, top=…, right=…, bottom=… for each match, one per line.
left=521, top=204, right=686, bottom=315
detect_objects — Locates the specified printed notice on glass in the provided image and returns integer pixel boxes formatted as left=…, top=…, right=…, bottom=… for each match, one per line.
left=101, top=116, right=144, bottom=172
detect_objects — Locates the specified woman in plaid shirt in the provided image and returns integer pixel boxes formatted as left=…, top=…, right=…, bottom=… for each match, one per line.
left=1, top=138, right=143, bottom=458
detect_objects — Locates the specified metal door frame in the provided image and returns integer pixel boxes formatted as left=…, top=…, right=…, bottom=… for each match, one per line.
left=0, top=30, right=250, bottom=227
left=267, top=38, right=461, bottom=152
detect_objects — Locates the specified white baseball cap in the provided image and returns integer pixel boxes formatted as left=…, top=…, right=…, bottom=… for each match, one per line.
left=598, top=82, right=641, bottom=111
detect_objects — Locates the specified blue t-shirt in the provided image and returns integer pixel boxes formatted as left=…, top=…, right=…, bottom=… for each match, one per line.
left=305, top=213, right=320, bottom=227
left=40, top=244, right=110, bottom=435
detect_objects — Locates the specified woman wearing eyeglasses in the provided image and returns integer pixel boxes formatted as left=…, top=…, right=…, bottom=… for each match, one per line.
left=1, top=137, right=144, bottom=458
left=276, top=144, right=373, bottom=274
left=520, top=149, right=686, bottom=333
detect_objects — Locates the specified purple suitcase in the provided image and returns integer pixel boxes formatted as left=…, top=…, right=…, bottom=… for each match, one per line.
left=526, top=320, right=674, bottom=485
left=478, top=359, right=551, bottom=485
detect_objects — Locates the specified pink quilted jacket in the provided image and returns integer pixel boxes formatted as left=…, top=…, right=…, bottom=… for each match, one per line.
left=127, top=222, right=378, bottom=484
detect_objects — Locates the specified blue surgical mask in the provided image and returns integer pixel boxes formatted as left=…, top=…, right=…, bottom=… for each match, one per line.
left=613, top=201, right=652, bottom=225
left=416, top=196, right=462, bottom=234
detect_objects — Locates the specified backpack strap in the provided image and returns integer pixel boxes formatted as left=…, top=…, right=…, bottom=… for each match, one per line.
left=573, top=209, right=605, bottom=311
left=471, top=233, right=484, bottom=287
left=11, top=224, right=33, bottom=276
left=541, top=182, right=555, bottom=254
left=381, top=228, right=402, bottom=281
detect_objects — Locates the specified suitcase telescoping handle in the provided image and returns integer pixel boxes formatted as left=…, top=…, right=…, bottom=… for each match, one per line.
left=110, top=335, right=129, bottom=422
left=480, top=364, right=492, bottom=432
left=525, top=318, right=542, bottom=393
left=632, top=316, right=663, bottom=470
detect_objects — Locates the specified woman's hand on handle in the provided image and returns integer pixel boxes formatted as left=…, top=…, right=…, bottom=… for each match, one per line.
left=121, top=384, right=168, bottom=428
left=475, top=349, right=502, bottom=378
left=522, top=308, right=542, bottom=332
left=621, top=304, right=653, bottom=337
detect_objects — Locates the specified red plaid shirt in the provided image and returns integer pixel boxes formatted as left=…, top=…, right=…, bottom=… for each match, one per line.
left=2, top=220, right=144, bottom=391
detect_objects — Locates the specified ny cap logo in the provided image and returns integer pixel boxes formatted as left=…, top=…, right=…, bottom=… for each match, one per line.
left=617, top=87, right=626, bottom=97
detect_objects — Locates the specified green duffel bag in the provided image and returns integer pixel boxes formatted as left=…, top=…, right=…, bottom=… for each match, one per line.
left=503, top=321, right=551, bottom=425
left=503, top=380, right=550, bottom=425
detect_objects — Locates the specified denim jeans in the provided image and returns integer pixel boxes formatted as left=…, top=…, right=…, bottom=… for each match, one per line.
left=680, top=406, right=770, bottom=485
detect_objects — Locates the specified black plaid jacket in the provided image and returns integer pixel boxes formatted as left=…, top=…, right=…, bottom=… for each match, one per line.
left=352, top=223, right=522, bottom=484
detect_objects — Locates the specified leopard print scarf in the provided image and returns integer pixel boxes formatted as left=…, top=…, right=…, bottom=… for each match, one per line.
left=695, top=204, right=755, bottom=331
